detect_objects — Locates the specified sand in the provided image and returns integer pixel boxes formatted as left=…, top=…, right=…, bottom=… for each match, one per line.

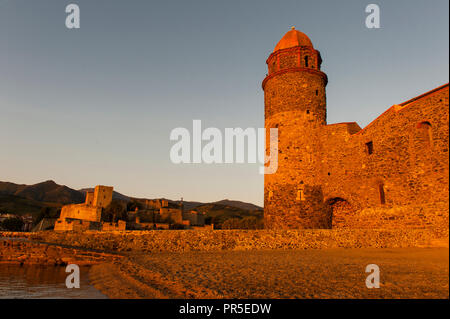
left=89, top=247, right=449, bottom=299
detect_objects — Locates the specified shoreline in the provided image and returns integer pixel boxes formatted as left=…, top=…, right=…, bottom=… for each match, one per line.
left=1, top=230, right=448, bottom=299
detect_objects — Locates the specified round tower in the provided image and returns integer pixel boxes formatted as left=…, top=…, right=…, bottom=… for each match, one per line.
left=263, top=27, right=329, bottom=229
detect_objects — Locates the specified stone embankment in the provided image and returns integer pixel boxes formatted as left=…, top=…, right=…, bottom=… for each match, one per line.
left=6, top=228, right=447, bottom=253
left=0, top=238, right=123, bottom=266
left=0, top=232, right=34, bottom=239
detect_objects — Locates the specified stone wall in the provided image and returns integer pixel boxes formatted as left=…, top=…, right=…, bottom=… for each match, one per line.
left=160, top=208, right=182, bottom=224
left=54, top=218, right=98, bottom=231
left=101, top=220, right=126, bottom=231
left=92, top=185, right=113, bottom=208
left=0, top=239, right=122, bottom=265
left=24, top=228, right=449, bottom=253
left=320, top=85, right=449, bottom=230
left=321, top=85, right=449, bottom=210
left=59, top=204, right=101, bottom=223
left=264, top=69, right=328, bottom=229
left=332, top=202, right=449, bottom=231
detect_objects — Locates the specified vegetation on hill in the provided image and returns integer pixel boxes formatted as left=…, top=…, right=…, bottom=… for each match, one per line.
left=0, top=216, right=24, bottom=231
left=192, top=203, right=263, bottom=229
left=0, top=193, right=61, bottom=216
left=33, top=207, right=61, bottom=226
left=211, top=199, right=262, bottom=211
left=102, top=200, right=128, bottom=222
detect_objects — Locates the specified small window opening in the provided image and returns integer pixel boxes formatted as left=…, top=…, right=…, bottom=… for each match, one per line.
left=378, top=183, right=386, bottom=204
left=296, top=190, right=305, bottom=201
left=297, top=182, right=305, bottom=201
left=315, top=90, right=318, bottom=96
left=417, top=121, right=432, bottom=147
left=304, top=56, right=309, bottom=67
left=366, top=141, right=374, bottom=155
left=306, top=109, right=310, bottom=114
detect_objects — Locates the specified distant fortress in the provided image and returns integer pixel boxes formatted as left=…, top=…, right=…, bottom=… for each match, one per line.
left=54, top=185, right=207, bottom=231
left=263, top=28, right=449, bottom=230
left=54, top=185, right=122, bottom=231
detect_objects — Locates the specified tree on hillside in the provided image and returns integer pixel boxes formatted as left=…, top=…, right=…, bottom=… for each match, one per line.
left=126, top=200, right=144, bottom=212
left=102, top=200, right=127, bottom=222
left=204, top=216, right=212, bottom=225
left=1, top=217, right=24, bottom=231
left=240, top=216, right=264, bottom=229
left=221, top=218, right=242, bottom=229
left=33, top=207, right=59, bottom=226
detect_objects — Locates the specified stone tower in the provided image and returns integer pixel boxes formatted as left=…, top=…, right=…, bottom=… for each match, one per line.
left=263, top=27, right=329, bottom=229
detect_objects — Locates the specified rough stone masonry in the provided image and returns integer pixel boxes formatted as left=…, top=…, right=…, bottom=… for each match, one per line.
left=263, top=28, right=449, bottom=230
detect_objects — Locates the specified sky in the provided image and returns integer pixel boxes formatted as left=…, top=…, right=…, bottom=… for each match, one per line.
left=0, top=0, right=448, bottom=206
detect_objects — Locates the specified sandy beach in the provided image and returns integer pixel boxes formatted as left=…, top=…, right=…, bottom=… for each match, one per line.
left=89, top=247, right=449, bottom=299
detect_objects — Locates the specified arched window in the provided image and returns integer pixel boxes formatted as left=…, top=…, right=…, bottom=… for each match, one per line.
left=417, top=121, right=432, bottom=147
left=304, top=56, right=309, bottom=67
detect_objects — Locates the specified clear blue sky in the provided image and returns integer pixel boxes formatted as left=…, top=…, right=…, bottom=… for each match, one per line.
left=0, top=0, right=448, bottom=205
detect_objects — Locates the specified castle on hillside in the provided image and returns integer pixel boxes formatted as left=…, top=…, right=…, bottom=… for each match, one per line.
left=54, top=185, right=126, bottom=231
left=264, top=27, right=449, bottom=229
left=54, top=187, right=207, bottom=231
left=132, top=199, right=206, bottom=229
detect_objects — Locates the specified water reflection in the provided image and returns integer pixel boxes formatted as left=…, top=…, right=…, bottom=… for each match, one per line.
left=0, top=264, right=107, bottom=299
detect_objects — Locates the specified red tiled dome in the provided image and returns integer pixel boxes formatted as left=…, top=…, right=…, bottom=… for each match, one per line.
left=273, top=27, right=313, bottom=52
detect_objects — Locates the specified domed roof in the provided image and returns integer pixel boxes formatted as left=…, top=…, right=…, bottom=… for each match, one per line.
left=273, top=27, right=313, bottom=52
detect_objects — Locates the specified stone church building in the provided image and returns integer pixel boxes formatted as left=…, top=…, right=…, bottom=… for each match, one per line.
left=263, top=28, right=449, bottom=230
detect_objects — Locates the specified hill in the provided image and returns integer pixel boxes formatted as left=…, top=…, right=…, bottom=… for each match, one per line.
left=0, top=193, right=61, bottom=216
left=191, top=203, right=263, bottom=226
left=212, top=199, right=262, bottom=211
left=0, top=180, right=84, bottom=205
